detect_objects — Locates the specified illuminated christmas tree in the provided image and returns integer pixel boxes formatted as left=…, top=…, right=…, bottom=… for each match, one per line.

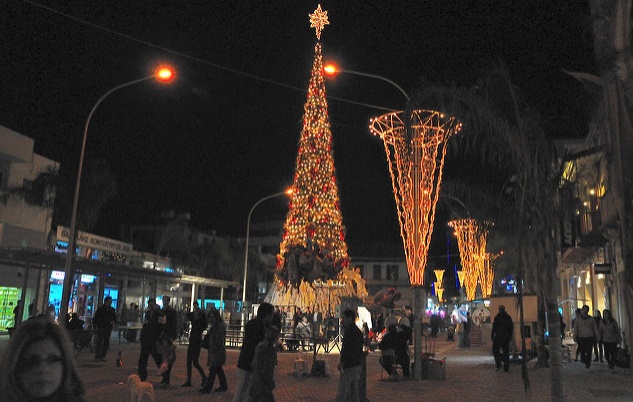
left=265, top=5, right=367, bottom=311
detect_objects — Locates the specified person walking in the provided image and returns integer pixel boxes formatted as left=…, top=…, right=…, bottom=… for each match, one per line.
left=600, top=309, right=622, bottom=372
left=573, top=305, right=599, bottom=369
left=92, top=296, right=117, bottom=361
left=0, top=317, right=86, bottom=401
left=138, top=298, right=164, bottom=382
left=312, top=306, right=323, bottom=337
left=157, top=337, right=177, bottom=387
left=161, top=296, right=178, bottom=342
left=233, top=302, right=274, bottom=402
left=335, top=309, right=364, bottom=402
left=182, top=301, right=207, bottom=387
left=200, top=308, right=228, bottom=393
left=249, top=325, right=280, bottom=402
left=491, top=305, right=513, bottom=372
left=593, top=310, right=604, bottom=362
left=379, top=324, right=410, bottom=378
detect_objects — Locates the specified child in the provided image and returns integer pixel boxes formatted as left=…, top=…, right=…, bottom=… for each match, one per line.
left=157, top=337, right=177, bottom=387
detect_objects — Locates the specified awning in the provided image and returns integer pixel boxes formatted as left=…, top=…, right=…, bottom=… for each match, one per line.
left=0, top=247, right=238, bottom=288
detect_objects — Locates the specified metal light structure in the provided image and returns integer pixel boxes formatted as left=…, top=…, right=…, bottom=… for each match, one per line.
left=448, top=218, right=491, bottom=301
left=60, top=66, right=175, bottom=322
left=370, top=111, right=461, bottom=286
left=241, top=189, right=293, bottom=313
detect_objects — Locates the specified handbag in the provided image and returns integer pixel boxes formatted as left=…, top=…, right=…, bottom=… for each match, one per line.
left=201, top=330, right=210, bottom=350
left=615, top=346, right=631, bottom=368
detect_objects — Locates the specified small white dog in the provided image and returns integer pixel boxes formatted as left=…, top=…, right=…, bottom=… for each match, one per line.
left=127, top=374, right=155, bottom=402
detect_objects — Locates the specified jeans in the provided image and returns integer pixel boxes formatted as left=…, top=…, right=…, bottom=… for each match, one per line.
left=335, top=364, right=361, bottom=402
left=577, top=336, right=595, bottom=368
left=203, top=365, right=227, bottom=391
left=603, top=341, right=618, bottom=369
left=137, top=340, right=163, bottom=381
left=232, top=368, right=252, bottom=402
left=94, top=327, right=112, bottom=359
left=492, top=339, right=510, bottom=371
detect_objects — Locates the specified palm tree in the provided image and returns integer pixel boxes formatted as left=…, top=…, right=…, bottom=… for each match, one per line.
left=408, top=65, right=565, bottom=400
left=1, top=157, right=117, bottom=232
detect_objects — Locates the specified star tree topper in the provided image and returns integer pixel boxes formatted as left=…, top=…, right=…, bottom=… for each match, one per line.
left=309, top=4, right=329, bottom=40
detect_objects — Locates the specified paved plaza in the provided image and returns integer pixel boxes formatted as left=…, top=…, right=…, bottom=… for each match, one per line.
left=2, top=334, right=633, bottom=401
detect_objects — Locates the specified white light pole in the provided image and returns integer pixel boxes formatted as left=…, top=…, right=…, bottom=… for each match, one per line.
left=60, top=66, right=175, bottom=323
left=241, top=188, right=292, bottom=322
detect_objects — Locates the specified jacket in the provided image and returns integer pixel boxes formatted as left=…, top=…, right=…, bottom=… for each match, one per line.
left=573, top=314, right=598, bottom=340
left=340, top=323, right=364, bottom=369
left=491, top=311, right=513, bottom=343
left=600, top=319, right=621, bottom=343
left=207, top=321, right=227, bottom=367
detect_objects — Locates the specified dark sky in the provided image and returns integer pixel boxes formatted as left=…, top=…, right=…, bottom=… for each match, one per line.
left=1, top=1, right=595, bottom=251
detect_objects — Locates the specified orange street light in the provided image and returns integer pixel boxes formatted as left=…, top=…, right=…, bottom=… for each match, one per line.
left=60, top=65, right=176, bottom=323
left=155, top=66, right=175, bottom=82
left=323, top=62, right=409, bottom=101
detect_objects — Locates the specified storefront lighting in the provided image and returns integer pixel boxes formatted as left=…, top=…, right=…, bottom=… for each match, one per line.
left=597, top=274, right=604, bottom=279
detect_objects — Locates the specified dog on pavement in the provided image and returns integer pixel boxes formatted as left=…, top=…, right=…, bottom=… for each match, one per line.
left=127, top=374, right=155, bottom=402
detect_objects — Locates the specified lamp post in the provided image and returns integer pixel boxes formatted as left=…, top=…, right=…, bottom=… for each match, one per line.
left=60, top=66, right=175, bottom=323
left=323, top=63, right=410, bottom=101
left=241, top=188, right=293, bottom=323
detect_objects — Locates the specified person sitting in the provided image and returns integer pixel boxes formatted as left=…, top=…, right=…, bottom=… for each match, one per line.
left=379, top=324, right=410, bottom=378
left=67, top=313, right=85, bottom=331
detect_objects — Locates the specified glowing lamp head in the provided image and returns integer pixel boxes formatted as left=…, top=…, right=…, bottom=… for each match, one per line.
left=323, top=63, right=339, bottom=76
left=155, top=66, right=175, bottom=82
left=285, top=188, right=294, bottom=196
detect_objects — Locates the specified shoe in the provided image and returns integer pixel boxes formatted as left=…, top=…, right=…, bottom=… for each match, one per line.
left=600, top=359, right=604, bottom=363
left=201, top=376, right=207, bottom=387
left=593, top=358, right=599, bottom=362
left=198, top=389, right=211, bottom=394
left=181, top=381, right=191, bottom=387
left=215, top=387, right=228, bottom=392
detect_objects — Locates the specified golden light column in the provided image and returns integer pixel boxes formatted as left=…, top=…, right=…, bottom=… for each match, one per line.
left=448, top=219, right=490, bottom=301
left=481, top=252, right=497, bottom=298
left=370, top=110, right=461, bottom=286
left=434, top=269, right=445, bottom=302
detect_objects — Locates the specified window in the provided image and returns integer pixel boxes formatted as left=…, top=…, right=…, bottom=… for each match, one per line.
left=387, top=265, right=399, bottom=281
left=373, top=264, right=381, bottom=280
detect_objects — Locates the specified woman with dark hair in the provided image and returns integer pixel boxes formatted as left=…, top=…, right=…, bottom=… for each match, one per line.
left=199, top=308, right=227, bottom=393
left=0, top=317, right=86, bottom=401
left=600, top=309, right=622, bottom=372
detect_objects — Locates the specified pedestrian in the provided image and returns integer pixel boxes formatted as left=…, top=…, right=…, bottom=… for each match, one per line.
left=593, top=310, right=604, bottom=362
left=572, top=307, right=582, bottom=361
left=249, top=325, right=280, bottom=402
left=12, top=300, right=21, bottom=328
left=464, top=312, right=473, bottom=348
left=233, top=302, right=274, bottom=402
left=92, top=295, right=117, bottom=361
left=161, top=295, right=178, bottom=342
left=335, top=309, right=364, bottom=402
left=200, top=307, right=228, bottom=393
left=182, top=301, right=208, bottom=387
left=312, top=305, right=323, bottom=337
left=599, top=309, right=622, bottom=372
left=138, top=298, right=164, bottom=381
left=157, top=336, right=176, bottom=387
left=491, top=304, right=513, bottom=372
left=573, top=305, right=598, bottom=369
left=0, top=317, right=86, bottom=401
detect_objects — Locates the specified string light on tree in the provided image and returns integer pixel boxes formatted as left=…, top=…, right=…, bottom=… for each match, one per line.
left=448, top=219, right=492, bottom=301
left=264, top=6, right=367, bottom=311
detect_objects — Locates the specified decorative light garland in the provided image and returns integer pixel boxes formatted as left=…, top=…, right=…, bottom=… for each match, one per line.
left=370, top=110, right=461, bottom=286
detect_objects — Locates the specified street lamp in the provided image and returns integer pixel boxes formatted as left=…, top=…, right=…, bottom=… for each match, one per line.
left=323, top=63, right=410, bottom=101
left=60, top=66, right=175, bottom=323
left=241, top=188, right=293, bottom=320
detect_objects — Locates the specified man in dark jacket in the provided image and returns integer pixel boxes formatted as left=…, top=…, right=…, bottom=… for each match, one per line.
left=162, top=295, right=179, bottom=342
left=138, top=298, right=164, bottom=381
left=491, top=305, right=514, bottom=372
left=93, top=295, right=117, bottom=361
left=379, top=324, right=410, bottom=378
left=233, top=302, right=274, bottom=402
left=336, top=309, right=364, bottom=402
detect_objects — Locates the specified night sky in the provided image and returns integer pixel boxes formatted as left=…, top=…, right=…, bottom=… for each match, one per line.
left=1, top=1, right=595, bottom=253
